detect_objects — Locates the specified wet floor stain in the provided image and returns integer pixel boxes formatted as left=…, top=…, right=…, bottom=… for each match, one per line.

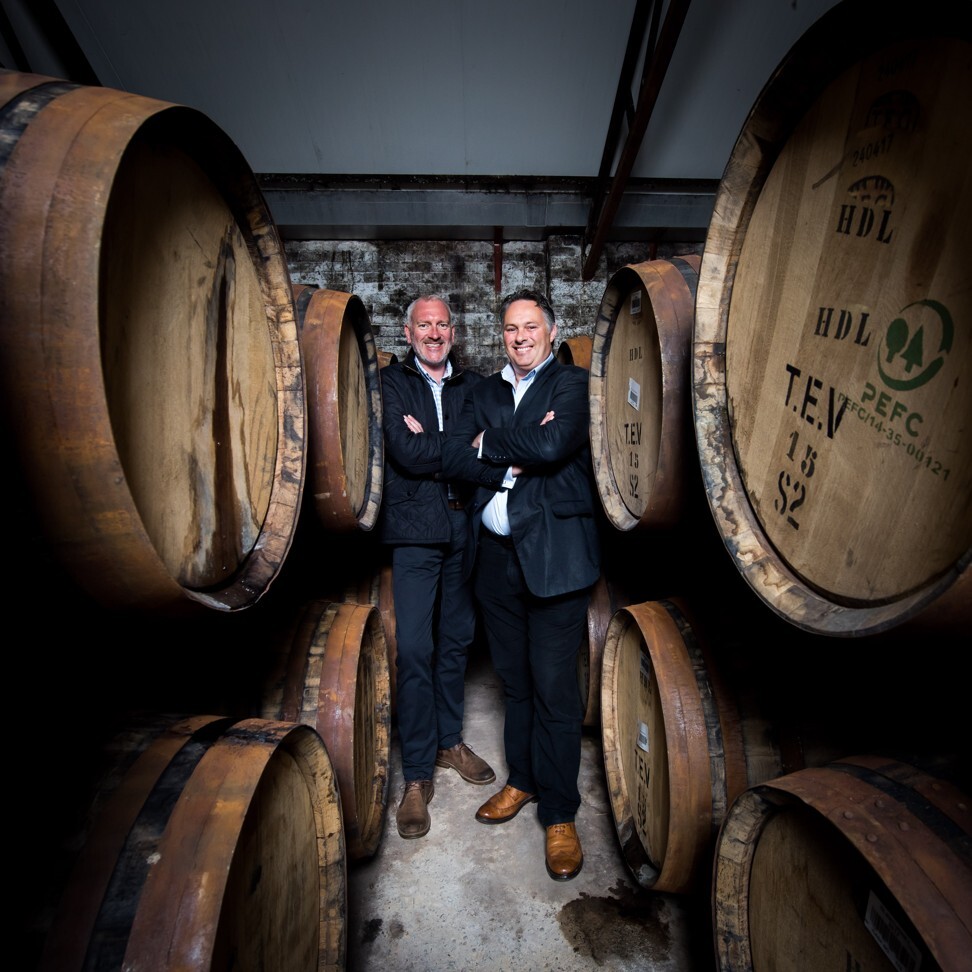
left=557, top=879, right=687, bottom=967
left=360, top=917, right=382, bottom=944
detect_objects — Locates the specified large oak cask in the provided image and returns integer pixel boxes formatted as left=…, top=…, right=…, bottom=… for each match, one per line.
left=0, top=71, right=304, bottom=614
left=292, top=284, right=383, bottom=532
left=693, top=2, right=971, bottom=635
left=712, top=755, right=971, bottom=971
left=38, top=715, right=346, bottom=972
left=591, top=256, right=700, bottom=532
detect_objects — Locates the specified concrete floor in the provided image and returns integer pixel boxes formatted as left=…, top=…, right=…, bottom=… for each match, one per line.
left=345, top=643, right=716, bottom=972
left=12, top=520, right=967, bottom=972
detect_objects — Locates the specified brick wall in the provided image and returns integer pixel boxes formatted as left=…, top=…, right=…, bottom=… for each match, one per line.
left=284, top=236, right=704, bottom=378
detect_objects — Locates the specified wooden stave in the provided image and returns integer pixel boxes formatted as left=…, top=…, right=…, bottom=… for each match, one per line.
left=292, top=284, right=384, bottom=533
left=261, top=597, right=391, bottom=861
left=600, top=600, right=718, bottom=892
left=600, top=598, right=788, bottom=894
left=38, top=715, right=347, bottom=972
left=0, top=71, right=305, bottom=615
left=578, top=573, right=632, bottom=728
left=340, top=559, right=399, bottom=719
left=691, top=7, right=972, bottom=637
left=712, top=755, right=972, bottom=971
left=556, top=333, right=593, bottom=370
left=590, top=256, right=700, bottom=532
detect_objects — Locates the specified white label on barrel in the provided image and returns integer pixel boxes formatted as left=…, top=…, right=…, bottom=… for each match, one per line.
left=864, top=891, right=921, bottom=972
left=636, top=721, right=649, bottom=753
left=627, top=378, right=641, bottom=411
left=630, top=291, right=641, bottom=316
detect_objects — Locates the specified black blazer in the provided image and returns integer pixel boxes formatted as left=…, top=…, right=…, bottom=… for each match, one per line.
left=441, top=358, right=601, bottom=598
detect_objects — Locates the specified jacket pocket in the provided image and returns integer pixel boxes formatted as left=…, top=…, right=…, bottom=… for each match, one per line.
left=383, top=476, right=419, bottom=506
left=551, top=499, right=593, bottom=517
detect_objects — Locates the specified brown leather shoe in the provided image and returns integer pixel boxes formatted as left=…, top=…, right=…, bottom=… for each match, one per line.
left=545, top=822, right=583, bottom=880
left=396, top=780, right=434, bottom=839
left=475, top=784, right=537, bottom=824
left=435, top=742, right=496, bottom=785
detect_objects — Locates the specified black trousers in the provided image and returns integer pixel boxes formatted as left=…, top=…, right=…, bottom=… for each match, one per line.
left=392, top=506, right=476, bottom=781
left=475, top=529, right=591, bottom=827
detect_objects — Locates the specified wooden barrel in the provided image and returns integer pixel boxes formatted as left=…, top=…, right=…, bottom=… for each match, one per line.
left=577, top=573, right=631, bottom=728
left=713, top=755, right=972, bottom=971
left=590, top=255, right=700, bottom=531
left=693, top=5, right=972, bottom=636
left=0, top=72, right=305, bottom=615
left=599, top=598, right=787, bottom=893
left=377, top=349, right=399, bottom=368
left=556, top=334, right=593, bottom=369
left=262, top=598, right=391, bottom=861
left=38, top=715, right=346, bottom=972
left=341, top=559, right=399, bottom=718
left=292, top=284, right=383, bottom=533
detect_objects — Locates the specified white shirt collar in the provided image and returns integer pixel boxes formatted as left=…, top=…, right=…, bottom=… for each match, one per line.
left=501, top=351, right=554, bottom=387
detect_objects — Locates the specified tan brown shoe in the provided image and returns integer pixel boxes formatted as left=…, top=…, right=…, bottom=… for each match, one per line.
left=435, top=742, right=496, bottom=784
left=475, top=784, right=537, bottom=824
left=396, top=780, right=434, bottom=839
left=545, top=822, right=583, bottom=880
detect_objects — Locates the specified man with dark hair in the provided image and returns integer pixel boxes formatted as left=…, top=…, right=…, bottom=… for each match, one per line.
left=442, top=288, right=601, bottom=880
left=379, top=294, right=495, bottom=840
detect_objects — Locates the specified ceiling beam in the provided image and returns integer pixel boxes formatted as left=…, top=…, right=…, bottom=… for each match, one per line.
left=258, top=175, right=715, bottom=243
left=584, top=0, right=658, bottom=247
left=0, top=0, right=99, bottom=83
left=582, top=0, right=692, bottom=280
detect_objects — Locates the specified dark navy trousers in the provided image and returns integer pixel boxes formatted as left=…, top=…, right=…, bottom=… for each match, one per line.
left=392, top=506, right=476, bottom=781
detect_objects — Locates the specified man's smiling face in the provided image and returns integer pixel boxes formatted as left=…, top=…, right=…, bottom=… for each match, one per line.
left=502, top=299, right=557, bottom=379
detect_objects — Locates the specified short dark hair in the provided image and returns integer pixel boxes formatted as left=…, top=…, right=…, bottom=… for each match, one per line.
left=500, top=288, right=555, bottom=329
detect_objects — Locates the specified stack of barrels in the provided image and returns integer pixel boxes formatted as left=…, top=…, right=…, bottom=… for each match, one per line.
left=585, top=4, right=971, bottom=971
left=1, top=70, right=392, bottom=971
left=5, top=1, right=971, bottom=967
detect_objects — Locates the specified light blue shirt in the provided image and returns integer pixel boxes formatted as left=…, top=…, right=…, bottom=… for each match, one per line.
left=415, top=358, right=456, bottom=500
left=415, top=358, right=452, bottom=432
left=480, top=353, right=554, bottom=536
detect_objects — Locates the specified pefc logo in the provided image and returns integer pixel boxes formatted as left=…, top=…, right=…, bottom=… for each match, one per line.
left=877, top=298, right=953, bottom=392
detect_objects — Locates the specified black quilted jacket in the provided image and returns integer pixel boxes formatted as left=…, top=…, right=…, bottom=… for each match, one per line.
left=378, top=350, right=483, bottom=545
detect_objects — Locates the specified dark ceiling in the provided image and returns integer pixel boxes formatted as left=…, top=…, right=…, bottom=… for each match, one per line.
left=1, top=0, right=843, bottom=265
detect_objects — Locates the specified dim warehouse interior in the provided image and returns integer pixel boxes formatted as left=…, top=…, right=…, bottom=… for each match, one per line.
left=2, top=1, right=969, bottom=971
